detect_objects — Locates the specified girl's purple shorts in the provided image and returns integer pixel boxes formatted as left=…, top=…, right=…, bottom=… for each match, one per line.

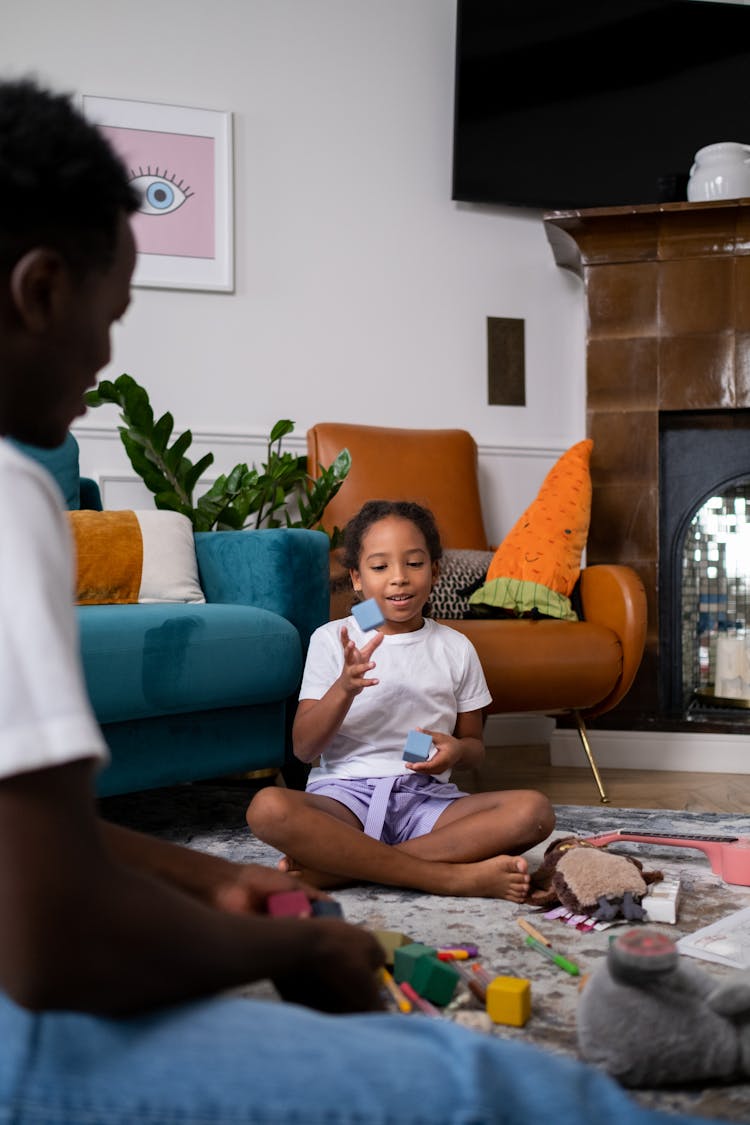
left=305, top=773, right=469, bottom=844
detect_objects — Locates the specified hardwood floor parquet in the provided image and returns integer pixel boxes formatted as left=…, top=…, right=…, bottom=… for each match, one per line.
left=457, top=744, right=750, bottom=813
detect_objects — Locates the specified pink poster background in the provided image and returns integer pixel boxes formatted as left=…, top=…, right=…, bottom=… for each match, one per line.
left=101, top=125, right=215, bottom=259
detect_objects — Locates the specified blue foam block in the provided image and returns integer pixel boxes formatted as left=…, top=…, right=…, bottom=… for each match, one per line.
left=403, top=730, right=432, bottom=763
left=352, top=598, right=385, bottom=631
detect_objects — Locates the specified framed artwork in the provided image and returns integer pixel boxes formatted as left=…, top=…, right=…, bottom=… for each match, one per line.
left=81, top=95, right=234, bottom=292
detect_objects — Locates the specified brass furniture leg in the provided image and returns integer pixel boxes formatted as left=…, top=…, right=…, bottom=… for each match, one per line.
left=573, top=711, right=609, bottom=804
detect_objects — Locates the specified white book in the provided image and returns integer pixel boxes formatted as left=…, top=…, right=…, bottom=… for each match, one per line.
left=676, top=905, right=750, bottom=969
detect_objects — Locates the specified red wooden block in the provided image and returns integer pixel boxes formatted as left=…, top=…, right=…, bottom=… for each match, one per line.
left=266, top=890, right=313, bottom=917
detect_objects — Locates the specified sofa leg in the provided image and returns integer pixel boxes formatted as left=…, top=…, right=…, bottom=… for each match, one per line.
left=572, top=711, right=610, bottom=804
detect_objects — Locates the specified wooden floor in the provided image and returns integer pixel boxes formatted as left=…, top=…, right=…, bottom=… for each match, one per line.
left=457, top=744, right=750, bottom=813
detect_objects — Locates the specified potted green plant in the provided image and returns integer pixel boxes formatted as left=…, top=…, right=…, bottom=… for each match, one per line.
left=85, top=374, right=350, bottom=543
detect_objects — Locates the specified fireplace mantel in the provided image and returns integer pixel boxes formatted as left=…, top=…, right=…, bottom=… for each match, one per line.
left=543, top=200, right=750, bottom=730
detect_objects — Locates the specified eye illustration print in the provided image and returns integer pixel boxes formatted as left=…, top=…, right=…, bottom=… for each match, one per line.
left=99, top=124, right=215, bottom=260
left=81, top=95, right=234, bottom=290
left=129, top=168, right=194, bottom=216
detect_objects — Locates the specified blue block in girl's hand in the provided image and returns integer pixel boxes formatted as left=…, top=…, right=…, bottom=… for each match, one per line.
left=352, top=598, right=385, bottom=632
left=403, top=730, right=432, bottom=763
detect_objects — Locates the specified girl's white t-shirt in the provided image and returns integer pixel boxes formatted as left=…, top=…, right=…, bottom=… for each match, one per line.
left=301, top=615, right=491, bottom=783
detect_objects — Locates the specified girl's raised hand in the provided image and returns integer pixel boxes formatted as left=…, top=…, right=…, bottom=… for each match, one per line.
left=338, top=624, right=383, bottom=696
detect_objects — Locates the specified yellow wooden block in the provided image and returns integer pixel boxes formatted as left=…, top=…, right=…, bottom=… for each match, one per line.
left=486, top=976, right=531, bottom=1027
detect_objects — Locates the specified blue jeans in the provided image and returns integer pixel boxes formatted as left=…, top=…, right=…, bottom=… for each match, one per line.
left=0, top=991, right=720, bottom=1125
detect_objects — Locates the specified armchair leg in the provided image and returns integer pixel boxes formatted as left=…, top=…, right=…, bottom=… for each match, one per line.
left=572, top=711, right=610, bottom=804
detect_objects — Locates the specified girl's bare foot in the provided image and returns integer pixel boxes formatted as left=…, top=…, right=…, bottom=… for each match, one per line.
left=443, top=855, right=530, bottom=902
left=277, top=854, right=355, bottom=890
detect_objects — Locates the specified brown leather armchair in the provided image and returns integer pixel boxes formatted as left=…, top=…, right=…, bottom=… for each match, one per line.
left=307, top=422, right=648, bottom=803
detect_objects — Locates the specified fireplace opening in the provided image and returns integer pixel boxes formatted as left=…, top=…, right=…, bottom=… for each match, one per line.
left=659, top=410, right=750, bottom=728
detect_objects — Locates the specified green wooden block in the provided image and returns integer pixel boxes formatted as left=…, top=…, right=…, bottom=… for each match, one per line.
left=410, top=956, right=460, bottom=1006
left=393, top=942, right=436, bottom=984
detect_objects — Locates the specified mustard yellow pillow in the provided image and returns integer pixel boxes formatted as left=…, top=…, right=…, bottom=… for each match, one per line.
left=67, top=510, right=205, bottom=606
left=469, top=440, right=592, bottom=621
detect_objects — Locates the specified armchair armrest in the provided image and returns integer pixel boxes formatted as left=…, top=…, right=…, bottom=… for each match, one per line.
left=194, top=528, right=330, bottom=652
left=578, top=564, right=647, bottom=718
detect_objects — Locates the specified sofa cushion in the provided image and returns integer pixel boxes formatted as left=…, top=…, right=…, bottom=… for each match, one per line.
left=68, top=509, right=205, bottom=605
left=430, top=549, right=495, bottom=619
left=10, top=432, right=81, bottom=509
left=79, top=603, right=302, bottom=723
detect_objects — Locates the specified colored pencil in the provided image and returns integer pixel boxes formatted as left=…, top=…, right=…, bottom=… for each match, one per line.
left=517, top=917, right=551, bottom=946
left=399, top=980, right=441, bottom=1017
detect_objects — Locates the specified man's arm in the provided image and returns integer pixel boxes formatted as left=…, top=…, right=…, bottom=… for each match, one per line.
left=99, top=819, right=332, bottom=914
left=0, top=759, right=384, bottom=1016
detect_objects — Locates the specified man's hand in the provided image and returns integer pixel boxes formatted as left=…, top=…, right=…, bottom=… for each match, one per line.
left=213, top=864, right=332, bottom=915
left=272, top=918, right=386, bottom=1013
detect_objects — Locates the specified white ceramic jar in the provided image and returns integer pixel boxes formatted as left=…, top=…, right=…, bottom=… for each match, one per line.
left=687, top=141, right=750, bottom=201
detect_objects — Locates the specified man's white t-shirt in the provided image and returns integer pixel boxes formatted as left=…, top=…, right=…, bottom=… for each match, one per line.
left=0, top=439, right=108, bottom=781
left=301, top=615, right=492, bottom=785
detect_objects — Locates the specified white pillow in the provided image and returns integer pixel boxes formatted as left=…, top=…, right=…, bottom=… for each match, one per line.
left=67, top=509, right=206, bottom=605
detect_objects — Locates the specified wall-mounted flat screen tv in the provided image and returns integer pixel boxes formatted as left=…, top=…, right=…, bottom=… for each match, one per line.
left=452, top=0, right=750, bottom=212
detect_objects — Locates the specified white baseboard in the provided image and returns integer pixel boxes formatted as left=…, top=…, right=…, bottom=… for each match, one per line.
left=550, top=727, right=750, bottom=774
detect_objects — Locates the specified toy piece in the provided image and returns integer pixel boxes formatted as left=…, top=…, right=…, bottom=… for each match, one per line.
left=393, top=942, right=436, bottom=984
left=458, top=963, right=531, bottom=1027
left=584, top=829, right=750, bottom=888
left=403, top=730, right=432, bottom=763
left=577, top=927, right=750, bottom=1087
left=527, top=835, right=663, bottom=921
left=310, top=899, right=344, bottom=918
left=640, top=873, right=681, bottom=924
left=487, top=976, right=531, bottom=1028
left=352, top=597, right=385, bottom=632
left=373, top=929, right=411, bottom=966
left=266, top=890, right=313, bottom=917
left=410, top=955, right=460, bottom=1006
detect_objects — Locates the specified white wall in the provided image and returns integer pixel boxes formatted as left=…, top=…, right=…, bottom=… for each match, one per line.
left=2, top=0, right=586, bottom=543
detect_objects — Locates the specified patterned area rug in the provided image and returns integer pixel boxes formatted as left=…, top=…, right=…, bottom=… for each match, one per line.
left=100, top=784, right=750, bottom=1123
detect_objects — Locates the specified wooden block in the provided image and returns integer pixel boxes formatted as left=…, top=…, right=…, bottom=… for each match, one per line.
left=393, top=942, right=436, bottom=983
left=486, top=976, right=531, bottom=1027
left=373, top=930, right=411, bottom=966
left=403, top=730, right=432, bottom=763
left=352, top=598, right=384, bottom=631
left=266, top=890, right=312, bottom=918
left=410, top=956, right=460, bottom=1006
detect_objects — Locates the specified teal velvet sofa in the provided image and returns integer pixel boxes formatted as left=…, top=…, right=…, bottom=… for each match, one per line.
left=15, top=435, right=329, bottom=797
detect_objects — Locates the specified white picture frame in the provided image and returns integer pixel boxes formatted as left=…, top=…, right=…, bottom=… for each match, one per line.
left=81, top=95, right=234, bottom=292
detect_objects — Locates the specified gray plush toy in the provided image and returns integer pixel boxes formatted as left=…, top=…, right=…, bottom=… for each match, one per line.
left=577, top=928, right=750, bottom=1087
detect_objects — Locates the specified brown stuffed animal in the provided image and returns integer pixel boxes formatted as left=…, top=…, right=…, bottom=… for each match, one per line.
left=527, top=836, right=663, bottom=921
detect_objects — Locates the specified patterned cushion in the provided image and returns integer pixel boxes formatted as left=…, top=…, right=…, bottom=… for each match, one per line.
left=430, top=549, right=495, bottom=620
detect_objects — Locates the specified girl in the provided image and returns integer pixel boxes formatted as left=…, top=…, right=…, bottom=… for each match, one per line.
left=246, top=500, right=555, bottom=900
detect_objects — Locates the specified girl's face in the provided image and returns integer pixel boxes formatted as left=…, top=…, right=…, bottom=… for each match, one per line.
left=350, top=515, right=439, bottom=635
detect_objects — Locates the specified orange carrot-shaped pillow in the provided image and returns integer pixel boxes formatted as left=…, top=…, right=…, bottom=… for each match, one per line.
left=486, top=439, right=593, bottom=597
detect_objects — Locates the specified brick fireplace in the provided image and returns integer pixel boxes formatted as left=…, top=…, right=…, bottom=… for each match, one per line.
left=543, top=199, right=750, bottom=735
